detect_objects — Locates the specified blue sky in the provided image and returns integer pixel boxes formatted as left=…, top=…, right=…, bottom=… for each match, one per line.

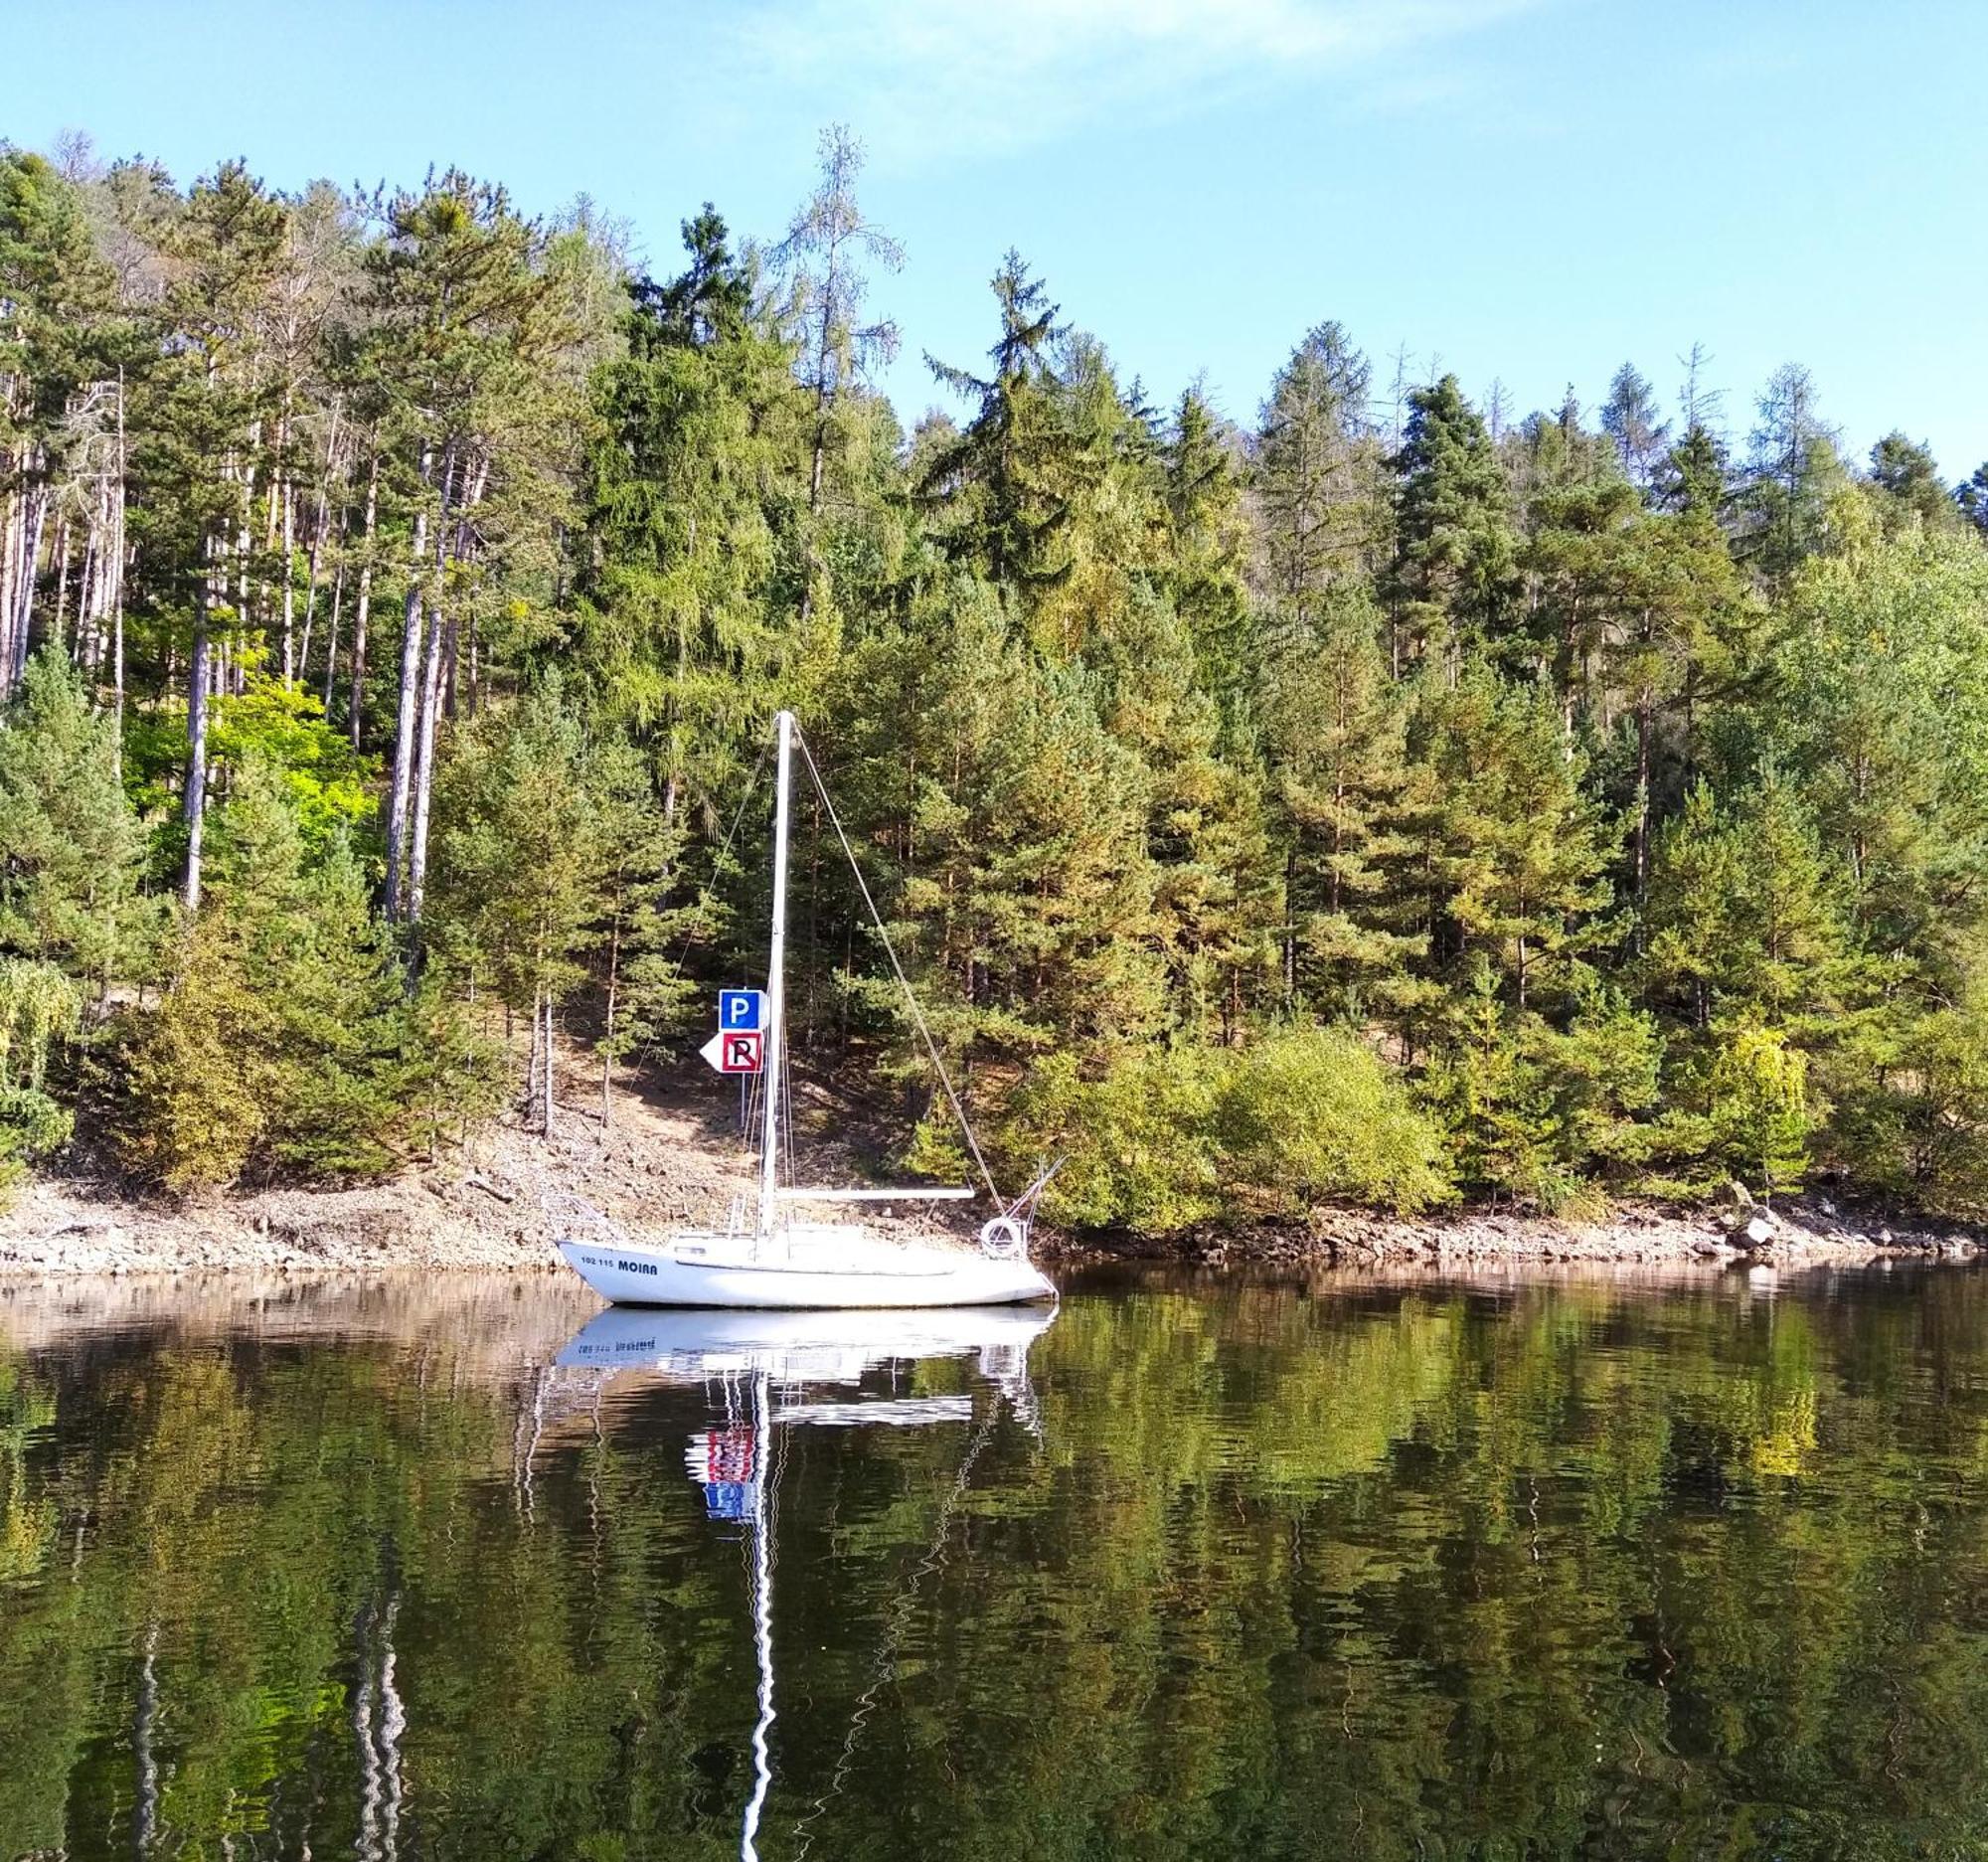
left=6, top=0, right=1985, bottom=477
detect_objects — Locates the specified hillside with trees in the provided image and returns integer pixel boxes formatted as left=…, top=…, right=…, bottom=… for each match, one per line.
left=3, top=128, right=1987, bottom=1235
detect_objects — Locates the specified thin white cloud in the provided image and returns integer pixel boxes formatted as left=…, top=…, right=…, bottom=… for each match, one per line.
left=726, top=0, right=1543, bottom=164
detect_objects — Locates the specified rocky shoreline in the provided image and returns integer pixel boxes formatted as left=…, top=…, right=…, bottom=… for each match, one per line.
left=3, top=1153, right=1976, bottom=1283
left=3, top=1051, right=1977, bottom=1283
left=1039, top=1195, right=1985, bottom=1272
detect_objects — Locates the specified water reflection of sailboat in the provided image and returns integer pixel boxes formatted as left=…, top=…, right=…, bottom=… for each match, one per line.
left=554, top=1303, right=1055, bottom=1862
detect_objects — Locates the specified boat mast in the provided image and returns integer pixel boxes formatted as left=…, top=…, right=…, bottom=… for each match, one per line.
left=757, top=711, right=793, bottom=1241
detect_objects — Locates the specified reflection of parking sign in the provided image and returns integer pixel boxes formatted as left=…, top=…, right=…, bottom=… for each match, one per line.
left=720, top=989, right=766, bottom=1031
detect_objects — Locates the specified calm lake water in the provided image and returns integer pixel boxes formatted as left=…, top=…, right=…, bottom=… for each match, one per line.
left=4, top=1263, right=1988, bottom=1860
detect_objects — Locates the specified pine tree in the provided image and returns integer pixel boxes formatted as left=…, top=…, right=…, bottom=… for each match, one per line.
left=919, top=253, right=1072, bottom=596
left=1868, top=431, right=1957, bottom=536
left=0, top=649, right=154, bottom=998
left=1642, top=773, right=1848, bottom=1032
left=1095, top=585, right=1275, bottom=1044
left=1957, top=463, right=1988, bottom=535
left=773, top=125, right=904, bottom=527
left=1415, top=668, right=1618, bottom=1009
left=581, top=207, right=801, bottom=836
left=429, top=676, right=608, bottom=1137
left=1159, top=385, right=1252, bottom=736
left=1740, top=363, right=1844, bottom=578
left=121, top=762, right=460, bottom=1187
left=1256, top=587, right=1422, bottom=1017
left=1385, top=376, right=1517, bottom=675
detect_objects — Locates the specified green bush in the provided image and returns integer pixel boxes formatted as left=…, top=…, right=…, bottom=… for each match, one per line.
left=0, top=957, right=81, bottom=1202
left=1003, top=1047, right=1223, bottom=1235
left=992, top=1029, right=1453, bottom=1236
left=1216, top=1029, right=1455, bottom=1217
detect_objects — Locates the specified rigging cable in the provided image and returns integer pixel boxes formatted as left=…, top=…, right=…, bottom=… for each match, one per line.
left=790, top=724, right=1003, bottom=1205
left=788, top=1397, right=1003, bottom=1860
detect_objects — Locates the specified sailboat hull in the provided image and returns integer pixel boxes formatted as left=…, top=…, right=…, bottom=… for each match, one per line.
left=558, top=1230, right=1056, bottom=1309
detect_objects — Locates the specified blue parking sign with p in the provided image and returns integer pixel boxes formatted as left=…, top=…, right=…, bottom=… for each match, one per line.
left=720, top=989, right=766, bottom=1032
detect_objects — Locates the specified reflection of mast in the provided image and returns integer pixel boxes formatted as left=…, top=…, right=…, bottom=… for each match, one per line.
left=741, top=1370, right=776, bottom=1862
left=355, top=1584, right=407, bottom=1862
left=133, top=1620, right=159, bottom=1857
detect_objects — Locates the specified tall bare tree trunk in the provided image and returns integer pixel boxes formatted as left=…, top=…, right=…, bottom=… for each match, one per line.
left=111, top=372, right=126, bottom=760
left=185, top=562, right=215, bottom=913
left=542, top=994, right=556, bottom=1140
left=349, top=454, right=379, bottom=750
left=50, top=515, right=70, bottom=653
left=279, top=470, right=296, bottom=683
left=8, top=479, right=49, bottom=693
left=406, top=599, right=445, bottom=923
left=320, top=552, right=346, bottom=713
left=298, top=403, right=340, bottom=688
left=384, top=446, right=433, bottom=921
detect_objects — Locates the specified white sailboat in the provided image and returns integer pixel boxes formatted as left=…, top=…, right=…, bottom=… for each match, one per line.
left=558, top=710, right=1058, bottom=1309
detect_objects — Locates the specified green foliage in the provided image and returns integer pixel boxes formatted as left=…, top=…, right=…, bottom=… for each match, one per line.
left=1006, top=1046, right=1224, bottom=1235
left=5, top=132, right=1988, bottom=1231
left=1215, top=1028, right=1454, bottom=1216
left=0, top=651, right=156, bottom=991
left=430, top=675, right=608, bottom=1019
left=0, top=957, right=81, bottom=1199
left=207, top=674, right=376, bottom=852
left=1000, top=1028, right=1452, bottom=1234
left=1669, top=1020, right=1813, bottom=1200
left=1386, top=374, right=1516, bottom=668
left=119, top=764, right=492, bottom=1190
left=1423, top=966, right=1661, bottom=1213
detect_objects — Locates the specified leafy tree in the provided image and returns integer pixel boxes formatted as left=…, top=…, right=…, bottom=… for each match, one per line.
left=1216, top=1028, right=1454, bottom=1216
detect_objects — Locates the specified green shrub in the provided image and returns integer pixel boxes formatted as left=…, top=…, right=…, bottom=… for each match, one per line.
left=1002, top=1047, right=1223, bottom=1235
left=0, top=957, right=81, bottom=1202
left=1216, top=1028, right=1455, bottom=1217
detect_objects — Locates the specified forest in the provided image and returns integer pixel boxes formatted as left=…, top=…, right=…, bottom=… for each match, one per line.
left=2, top=127, right=1987, bottom=1233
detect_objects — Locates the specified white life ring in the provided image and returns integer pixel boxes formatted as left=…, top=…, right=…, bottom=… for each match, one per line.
left=978, top=1216, right=1027, bottom=1259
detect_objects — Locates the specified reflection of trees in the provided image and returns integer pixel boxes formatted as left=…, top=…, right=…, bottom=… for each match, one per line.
left=3, top=1274, right=1988, bottom=1857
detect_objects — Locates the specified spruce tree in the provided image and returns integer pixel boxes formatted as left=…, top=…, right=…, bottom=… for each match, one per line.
left=1599, top=362, right=1670, bottom=493
left=1255, top=322, right=1382, bottom=621
left=1385, top=376, right=1517, bottom=675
